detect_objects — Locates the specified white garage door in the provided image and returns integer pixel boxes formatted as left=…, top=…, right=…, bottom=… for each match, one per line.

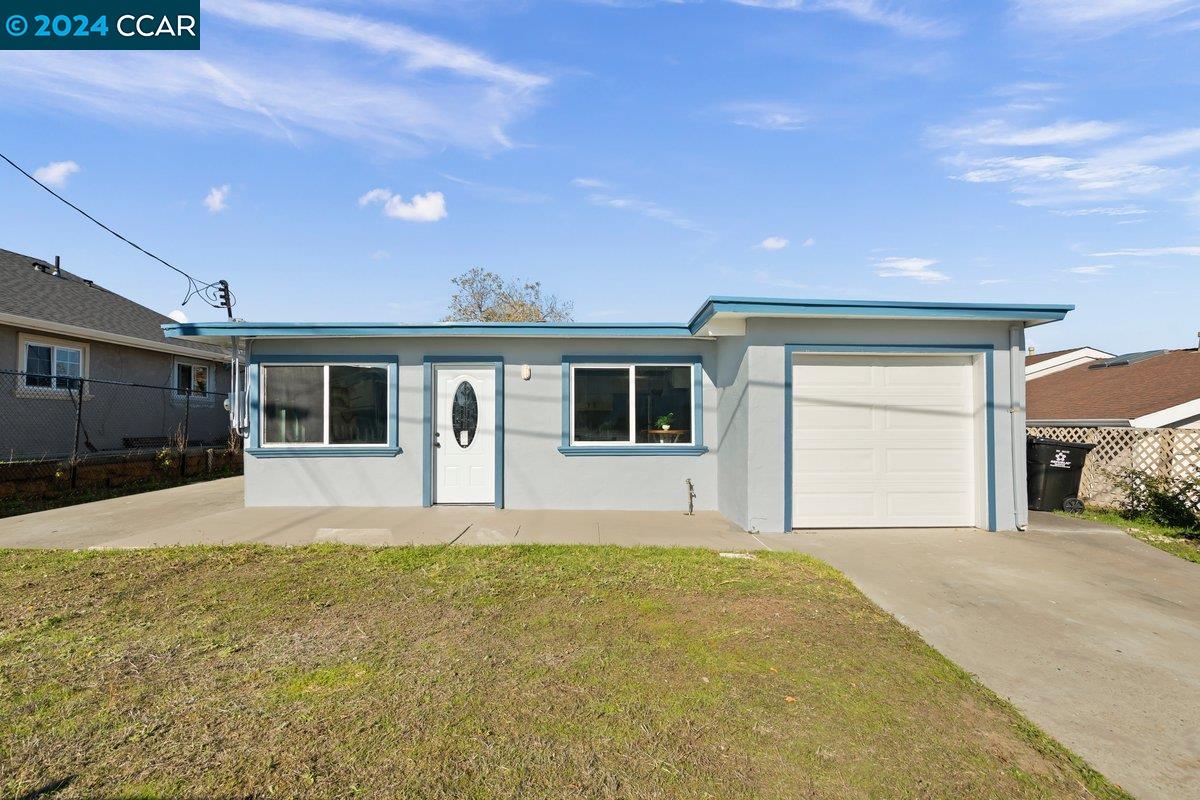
left=791, top=354, right=977, bottom=528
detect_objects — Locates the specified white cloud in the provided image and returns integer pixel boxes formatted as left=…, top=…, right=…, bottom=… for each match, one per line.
left=979, top=278, right=1011, bottom=284
left=1050, top=205, right=1149, bottom=217
left=933, top=105, right=1200, bottom=209
left=874, top=256, right=950, bottom=282
left=370, top=249, right=390, bottom=261
left=802, top=237, right=815, bottom=246
left=359, top=188, right=447, bottom=222
left=571, top=177, right=610, bottom=189
left=1013, top=0, right=1197, bottom=30
left=1066, top=264, right=1115, bottom=274
left=167, top=309, right=189, bottom=323
left=204, top=184, right=231, bottom=213
left=440, top=173, right=548, bottom=204
left=33, top=160, right=80, bottom=187
left=0, top=0, right=547, bottom=155
left=588, top=194, right=702, bottom=232
left=729, top=0, right=955, bottom=38
left=205, top=0, right=545, bottom=91
left=940, top=119, right=1122, bottom=147
left=1090, top=245, right=1200, bottom=256
left=758, top=236, right=789, bottom=250
left=720, top=101, right=807, bottom=131
left=357, top=188, right=393, bottom=207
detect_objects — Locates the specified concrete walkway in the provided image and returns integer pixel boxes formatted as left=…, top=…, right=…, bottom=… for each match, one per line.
left=760, top=514, right=1200, bottom=800
left=0, top=477, right=761, bottom=551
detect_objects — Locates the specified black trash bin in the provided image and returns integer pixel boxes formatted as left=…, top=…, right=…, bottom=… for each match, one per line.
left=1027, top=437, right=1095, bottom=512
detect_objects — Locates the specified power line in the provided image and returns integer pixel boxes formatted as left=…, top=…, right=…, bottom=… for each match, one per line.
left=0, top=150, right=235, bottom=315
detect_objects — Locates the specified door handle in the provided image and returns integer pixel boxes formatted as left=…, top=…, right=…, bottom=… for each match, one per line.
left=433, top=431, right=440, bottom=448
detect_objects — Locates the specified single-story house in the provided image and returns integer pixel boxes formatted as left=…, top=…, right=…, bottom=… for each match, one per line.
left=165, top=296, right=1072, bottom=533
left=1025, top=346, right=1114, bottom=380
left=1, top=247, right=232, bottom=459
left=1028, top=348, right=1200, bottom=429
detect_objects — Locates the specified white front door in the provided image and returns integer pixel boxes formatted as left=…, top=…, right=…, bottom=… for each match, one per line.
left=434, top=366, right=495, bottom=504
left=791, top=354, right=977, bottom=528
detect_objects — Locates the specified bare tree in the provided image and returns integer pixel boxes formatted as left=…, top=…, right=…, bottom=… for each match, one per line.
left=443, top=267, right=574, bottom=322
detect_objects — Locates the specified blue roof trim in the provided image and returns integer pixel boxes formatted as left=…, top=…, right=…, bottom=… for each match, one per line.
left=163, top=296, right=1074, bottom=341
left=687, top=296, right=1074, bottom=333
left=165, top=322, right=693, bottom=338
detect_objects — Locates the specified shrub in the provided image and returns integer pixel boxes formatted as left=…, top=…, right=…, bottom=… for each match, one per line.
left=1113, top=469, right=1200, bottom=532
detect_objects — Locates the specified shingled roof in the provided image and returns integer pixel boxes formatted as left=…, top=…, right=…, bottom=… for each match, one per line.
left=0, top=248, right=224, bottom=357
left=1027, top=349, right=1200, bottom=423
left=1026, top=348, right=1077, bottom=366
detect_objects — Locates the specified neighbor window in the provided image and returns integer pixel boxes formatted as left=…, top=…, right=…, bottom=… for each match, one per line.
left=175, top=362, right=211, bottom=397
left=571, top=363, right=693, bottom=445
left=260, top=364, right=388, bottom=447
left=23, top=341, right=83, bottom=391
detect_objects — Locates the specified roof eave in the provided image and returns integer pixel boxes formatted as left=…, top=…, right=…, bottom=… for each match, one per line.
left=163, top=322, right=699, bottom=342
left=687, top=297, right=1074, bottom=334
left=0, top=312, right=229, bottom=359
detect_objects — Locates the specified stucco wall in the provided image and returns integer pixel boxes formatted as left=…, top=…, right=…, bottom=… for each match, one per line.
left=245, top=337, right=719, bottom=511
left=240, top=318, right=1029, bottom=532
left=715, top=336, right=750, bottom=529
left=0, top=322, right=231, bottom=458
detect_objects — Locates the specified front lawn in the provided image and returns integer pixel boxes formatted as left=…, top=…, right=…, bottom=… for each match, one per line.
left=1, top=546, right=1127, bottom=799
left=1073, top=509, right=1200, bottom=565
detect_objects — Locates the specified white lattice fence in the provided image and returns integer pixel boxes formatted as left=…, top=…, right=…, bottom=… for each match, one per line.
left=1026, top=426, right=1200, bottom=509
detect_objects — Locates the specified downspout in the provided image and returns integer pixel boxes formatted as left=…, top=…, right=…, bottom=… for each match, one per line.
left=1009, top=325, right=1027, bottom=531
left=229, top=336, right=252, bottom=439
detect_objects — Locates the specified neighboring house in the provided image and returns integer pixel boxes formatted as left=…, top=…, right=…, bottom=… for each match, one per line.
left=167, top=296, right=1071, bottom=533
left=0, top=247, right=232, bottom=459
left=1025, top=346, right=1114, bottom=380
left=1027, top=348, right=1200, bottom=429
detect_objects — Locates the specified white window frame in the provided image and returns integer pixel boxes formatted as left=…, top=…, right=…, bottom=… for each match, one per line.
left=569, top=362, right=696, bottom=447
left=16, top=333, right=89, bottom=398
left=173, top=359, right=214, bottom=405
left=259, top=362, right=392, bottom=449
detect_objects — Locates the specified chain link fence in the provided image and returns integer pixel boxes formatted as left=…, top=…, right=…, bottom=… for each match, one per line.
left=0, top=368, right=240, bottom=499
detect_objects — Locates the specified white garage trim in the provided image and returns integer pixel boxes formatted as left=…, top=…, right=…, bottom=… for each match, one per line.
left=783, top=344, right=996, bottom=531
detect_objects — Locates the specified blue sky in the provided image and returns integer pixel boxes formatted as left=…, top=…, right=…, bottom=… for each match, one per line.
left=1, top=0, right=1198, bottom=352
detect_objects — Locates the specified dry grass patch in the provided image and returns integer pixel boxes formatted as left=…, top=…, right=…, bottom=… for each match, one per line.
left=0, top=545, right=1129, bottom=799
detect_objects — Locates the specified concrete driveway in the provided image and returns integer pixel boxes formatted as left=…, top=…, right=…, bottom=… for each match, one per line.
left=760, top=514, right=1200, bottom=800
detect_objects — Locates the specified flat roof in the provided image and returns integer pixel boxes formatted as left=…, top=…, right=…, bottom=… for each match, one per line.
left=164, top=295, right=1074, bottom=343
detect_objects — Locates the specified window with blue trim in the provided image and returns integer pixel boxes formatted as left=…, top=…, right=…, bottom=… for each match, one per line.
left=261, top=363, right=389, bottom=447
left=570, top=363, right=694, bottom=446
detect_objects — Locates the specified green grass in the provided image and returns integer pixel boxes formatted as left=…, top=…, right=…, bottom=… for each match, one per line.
left=1072, top=509, right=1200, bottom=564
left=0, top=467, right=241, bottom=519
left=0, top=545, right=1131, bottom=799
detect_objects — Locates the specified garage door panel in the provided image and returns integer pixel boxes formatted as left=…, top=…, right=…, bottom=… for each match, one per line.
left=885, top=447, right=965, bottom=475
left=886, top=492, right=972, bottom=518
left=793, top=363, right=873, bottom=386
left=794, top=447, right=875, bottom=475
left=884, top=363, right=968, bottom=388
left=792, top=491, right=876, bottom=521
left=792, top=403, right=873, bottom=431
left=885, top=405, right=969, bottom=431
left=791, top=354, right=977, bottom=529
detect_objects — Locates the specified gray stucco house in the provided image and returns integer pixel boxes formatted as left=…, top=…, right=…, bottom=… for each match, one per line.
left=165, top=296, right=1071, bottom=533
left=1, top=247, right=232, bottom=459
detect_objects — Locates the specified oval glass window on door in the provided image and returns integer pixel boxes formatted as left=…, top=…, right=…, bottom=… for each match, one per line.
left=452, top=381, right=478, bottom=448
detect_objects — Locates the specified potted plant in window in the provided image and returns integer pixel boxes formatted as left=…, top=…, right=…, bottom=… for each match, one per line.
left=655, top=412, right=675, bottom=431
